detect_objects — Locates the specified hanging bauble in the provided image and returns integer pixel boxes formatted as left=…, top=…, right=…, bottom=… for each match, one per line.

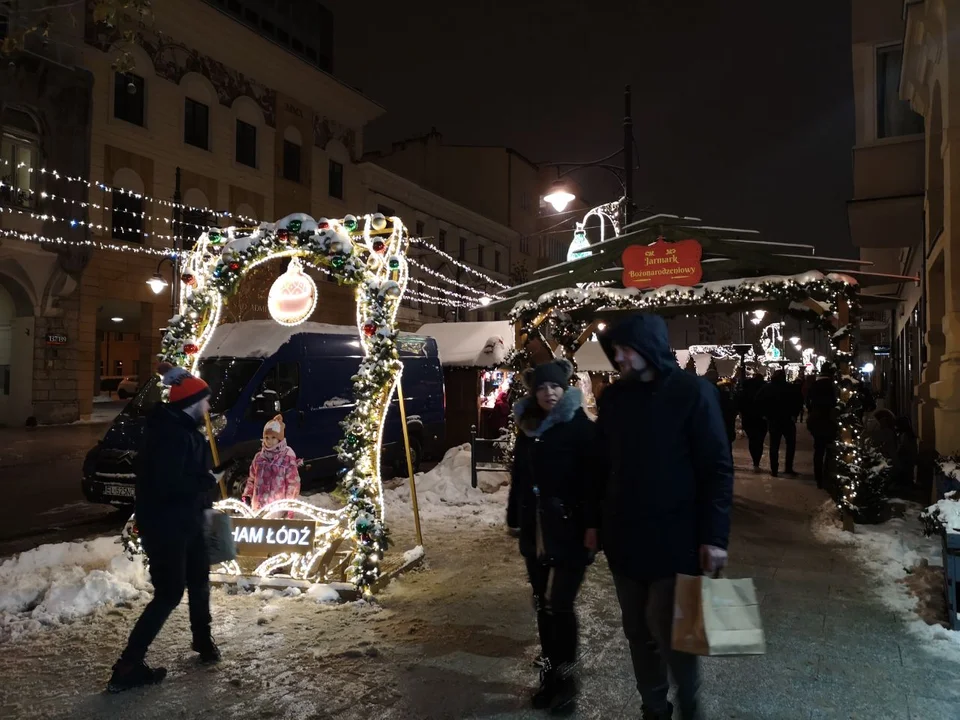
left=228, top=261, right=240, bottom=271
left=277, top=229, right=289, bottom=243
left=372, top=239, right=386, bottom=254
left=317, top=217, right=330, bottom=230
left=345, top=433, right=359, bottom=447
left=181, top=272, right=197, bottom=288
left=213, top=263, right=224, bottom=278
left=371, top=213, right=387, bottom=231
left=288, top=220, right=302, bottom=233
left=267, top=257, right=318, bottom=327
left=388, top=256, right=401, bottom=270
left=183, top=342, right=200, bottom=355
left=276, top=213, right=317, bottom=235
left=331, top=255, right=347, bottom=269
left=343, top=214, right=358, bottom=231
left=208, top=231, right=223, bottom=244
left=362, top=322, right=376, bottom=337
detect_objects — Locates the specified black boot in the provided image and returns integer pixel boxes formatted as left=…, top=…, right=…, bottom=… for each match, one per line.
left=550, top=663, right=579, bottom=713
left=531, top=658, right=558, bottom=709
left=641, top=702, right=674, bottom=719
left=191, top=637, right=221, bottom=664
left=107, top=659, right=167, bottom=693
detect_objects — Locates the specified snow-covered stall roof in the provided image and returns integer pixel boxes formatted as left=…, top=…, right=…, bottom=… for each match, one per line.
left=200, top=320, right=357, bottom=358
left=574, top=340, right=614, bottom=372
left=416, top=321, right=514, bottom=367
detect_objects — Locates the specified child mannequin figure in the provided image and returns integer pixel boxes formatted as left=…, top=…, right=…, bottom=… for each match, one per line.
left=242, top=414, right=301, bottom=516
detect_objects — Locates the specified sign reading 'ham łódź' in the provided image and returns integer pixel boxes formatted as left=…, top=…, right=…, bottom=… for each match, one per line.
left=621, top=238, right=703, bottom=289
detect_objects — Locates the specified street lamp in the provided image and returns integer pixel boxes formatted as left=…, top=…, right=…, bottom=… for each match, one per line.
left=148, top=256, right=178, bottom=313
left=147, top=273, right=169, bottom=294
left=543, top=181, right=576, bottom=213
left=750, top=310, right=766, bottom=325
left=539, top=85, right=636, bottom=225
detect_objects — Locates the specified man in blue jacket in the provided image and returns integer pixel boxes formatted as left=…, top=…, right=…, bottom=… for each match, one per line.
left=586, top=313, right=734, bottom=720
left=108, top=365, right=222, bottom=693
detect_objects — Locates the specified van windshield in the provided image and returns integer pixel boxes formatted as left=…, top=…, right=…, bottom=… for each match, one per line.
left=198, top=357, right=263, bottom=413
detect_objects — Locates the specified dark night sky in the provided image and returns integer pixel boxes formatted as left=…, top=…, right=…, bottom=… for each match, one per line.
left=324, top=0, right=855, bottom=257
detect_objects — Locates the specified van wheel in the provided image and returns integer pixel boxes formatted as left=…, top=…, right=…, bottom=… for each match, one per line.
left=224, top=458, right=252, bottom=499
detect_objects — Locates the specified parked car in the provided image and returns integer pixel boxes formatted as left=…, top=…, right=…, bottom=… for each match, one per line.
left=81, top=321, right=446, bottom=505
left=117, top=377, right=139, bottom=399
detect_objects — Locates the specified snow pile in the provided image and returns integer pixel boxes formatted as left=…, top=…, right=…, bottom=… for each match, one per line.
left=0, top=537, right=148, bottom=642
left=814, top=500, right=960, bottom=662
left=306, top=584, right=340, bottom=604
left=386, top=445, right=508, bottom=527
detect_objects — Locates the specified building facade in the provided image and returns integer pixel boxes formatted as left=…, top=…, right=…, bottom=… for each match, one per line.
left=849, top=0, right=927, bottom=435
left=0, top=0, right=384, bottom=425
left=359, top=162, right=517, bottom=329
left=901, top=0, right=960, bottom=458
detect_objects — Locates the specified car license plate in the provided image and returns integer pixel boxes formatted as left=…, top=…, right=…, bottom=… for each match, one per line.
left=103, top=483, right=135, bottom=498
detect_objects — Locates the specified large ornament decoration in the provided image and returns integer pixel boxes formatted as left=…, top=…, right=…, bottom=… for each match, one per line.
left=267, top=257, right=318, bottom=326
left=156, top=212, right=411, bottom=595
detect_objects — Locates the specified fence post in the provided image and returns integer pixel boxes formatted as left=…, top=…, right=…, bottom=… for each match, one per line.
left=470, top=424, right=478, bottom=489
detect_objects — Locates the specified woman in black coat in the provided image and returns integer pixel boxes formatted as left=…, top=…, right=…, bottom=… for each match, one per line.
left=507, top=358, right=596, bottom=713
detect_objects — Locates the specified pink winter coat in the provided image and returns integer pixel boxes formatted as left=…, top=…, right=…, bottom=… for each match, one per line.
left=243, top=440, right=301, bottom=513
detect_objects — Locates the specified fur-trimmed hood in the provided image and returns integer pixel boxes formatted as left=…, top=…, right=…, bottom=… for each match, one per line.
left=513, top=387, right=584, bottom=438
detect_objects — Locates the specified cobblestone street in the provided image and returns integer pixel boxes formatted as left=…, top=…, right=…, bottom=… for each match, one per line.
left=1, top=436, right=957, bottom=719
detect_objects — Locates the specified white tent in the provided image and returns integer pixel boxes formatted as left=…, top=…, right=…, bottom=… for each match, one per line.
left=416, top=321, right=514, bottom=367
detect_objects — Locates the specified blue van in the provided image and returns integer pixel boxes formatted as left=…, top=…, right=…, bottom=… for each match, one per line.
left=82, top=321, right=446, bottom=505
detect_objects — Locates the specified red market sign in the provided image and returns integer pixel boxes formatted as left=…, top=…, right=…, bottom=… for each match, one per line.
left=622, top=238, right=703, bottom=289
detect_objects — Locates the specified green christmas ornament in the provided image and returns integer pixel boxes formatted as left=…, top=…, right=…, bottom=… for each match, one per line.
left=343, top=214, right=358, bottom=231
left=209, top=231, right=222, bottom=244
left=331, top=256, right=347, bottom=269
left=345, top=432, right=359, bottom=446
left=288, top=219, right=302, bottom=233
left=388, top=256, right=401, bottom=270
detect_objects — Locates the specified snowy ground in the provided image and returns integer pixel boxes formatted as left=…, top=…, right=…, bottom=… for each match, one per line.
left=3, top=440, right=960, bottom=719
left=813, top=499, right=960, bottom=663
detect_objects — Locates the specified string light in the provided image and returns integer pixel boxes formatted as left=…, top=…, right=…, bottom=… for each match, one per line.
left=407, top=256, right=490, bottom=299
left=410, top=236, right=511, bottom=290
left=0, top=227, right=183, bottom=257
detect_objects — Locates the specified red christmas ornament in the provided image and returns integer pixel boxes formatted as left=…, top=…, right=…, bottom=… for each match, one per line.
left=372, top=239, right=386, bottom=254
left=180, top=272, right=197, bottom=288
left=362, top=323, right=376, bottom=337
left=183, top=343, right=200, bottom=355
left=229, top=262, right=240, bottom=271
left=318, top=219, right=331, bottom=229
left=277, top=229, right=289, bottom=242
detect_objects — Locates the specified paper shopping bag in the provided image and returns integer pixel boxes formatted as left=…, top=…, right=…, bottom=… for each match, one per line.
left=671, top=574, right=766, bottom=656
left=204, top=509, right=237, bottom=565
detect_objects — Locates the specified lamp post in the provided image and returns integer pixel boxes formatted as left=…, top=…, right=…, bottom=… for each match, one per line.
left=148, top=256, right=177, bottom=314
left=540, top=84, right=636, bottom=227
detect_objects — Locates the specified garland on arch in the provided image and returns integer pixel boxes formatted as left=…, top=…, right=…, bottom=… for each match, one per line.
left=157, top=211, right=408, bottom=594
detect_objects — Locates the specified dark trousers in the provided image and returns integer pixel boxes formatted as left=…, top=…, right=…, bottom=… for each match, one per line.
left=743, top=417, right=767, bottom=467
left=121, top=531, right=211, bottom=663
left=613, top=574, right=701, bottom=718
left=813, top=434, right=831, bottom=488
left=768, top=421, right=797, bottom=473
left=525, top=558, right=585, bottom=668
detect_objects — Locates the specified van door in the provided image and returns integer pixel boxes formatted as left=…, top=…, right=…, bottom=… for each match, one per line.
left=298, top=357, right=359, bottom=475
left=245, top=360, right=303, bottom=452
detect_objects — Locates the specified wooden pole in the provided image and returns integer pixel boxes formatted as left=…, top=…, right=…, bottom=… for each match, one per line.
left=396, top=377, right=424, bottom=547
left=203, top=412, right=228, bottom=500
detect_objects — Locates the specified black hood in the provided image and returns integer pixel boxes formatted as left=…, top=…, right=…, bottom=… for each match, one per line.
left=599, top=313, right=678, bottom=375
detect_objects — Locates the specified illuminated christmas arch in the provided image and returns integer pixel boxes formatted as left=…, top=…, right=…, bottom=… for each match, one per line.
left=159, top=212, right=409, bottom=594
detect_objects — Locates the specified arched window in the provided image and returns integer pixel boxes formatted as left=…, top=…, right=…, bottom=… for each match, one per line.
left=1, top=106, right=41, bottom=208
left=233, top=97, right=264, bottom=170
left=112, top=44, right=151, bottom=128
left=235, top=203, right=258, bottom=224
left=111, top=168, right=145, bottom=243
left=181, top=73, right=215, bottom=151
left=282, top=126, right=302, bottom=183
left=181, top=188, right=216, bottom=250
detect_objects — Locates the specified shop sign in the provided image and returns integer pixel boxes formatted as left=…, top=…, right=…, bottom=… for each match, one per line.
left=45, top=332, right=68, bottom=346
left=872, top=345, right=891, bottom=356
left=232, top=517, right=316, bottom=557
left=621, top=238, right=702, bottom=289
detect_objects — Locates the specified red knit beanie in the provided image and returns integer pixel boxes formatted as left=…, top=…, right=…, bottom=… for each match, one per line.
left=160, top=364, right=211, bottom=409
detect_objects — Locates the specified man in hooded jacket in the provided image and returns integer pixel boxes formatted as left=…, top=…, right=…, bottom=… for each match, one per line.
left=586, top=313, right=734, bottom=720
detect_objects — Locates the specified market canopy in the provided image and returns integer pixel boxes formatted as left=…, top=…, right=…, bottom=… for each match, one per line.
left=483, top=213, right=918, bottom=315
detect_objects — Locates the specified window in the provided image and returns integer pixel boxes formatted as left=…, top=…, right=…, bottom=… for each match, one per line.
left=520, top=237, right=530, bottom=255
left=111, top=189, right=144, bottom=241
left=415, top=220, right=425, bottom=238
left=182, top=208, right=216, bottom=250
left=328, top=159, right=343, bottom=199
left=494, top=250, right=501, bottom=273
left=477, top=245, right=485, bottom=267
left=1, top=107, right=40, bottom=208
left=283, top=140, right=301, bottom=182
left=377, top=204, right=395, bottom=217
left=249, top=361, right=301, bottom=416
left=438, top=229, right=446, bottom=252
left=184, top=98, right=210, bottom=150
left=114, top=360, right=124, bottom=375
left=113, top=73, right=145, bottom=126
left=876, top=45, right=924, bottom=139
left=236, top=120, right=257, bottom=168
left=459, top=237, right=466, bottom=260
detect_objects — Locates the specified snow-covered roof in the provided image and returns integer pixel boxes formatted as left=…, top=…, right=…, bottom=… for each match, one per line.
left=416, top=321, right=514, bottom=367
left=200, top=321, right=356, bottom=358
left=574, top=340, right=614, bottom=372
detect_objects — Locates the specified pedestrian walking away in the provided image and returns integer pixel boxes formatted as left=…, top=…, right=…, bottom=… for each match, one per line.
left=507, top=358, right=597, bottom=712
left=587, top=314, right=734, bottom=720
left=108, top=364, right=222, bottom=693
left=757, top=370, right=803, bottom=477
left=738, top=367, right=768, bottom=470
left=806, top=363, right=838, bottom=489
